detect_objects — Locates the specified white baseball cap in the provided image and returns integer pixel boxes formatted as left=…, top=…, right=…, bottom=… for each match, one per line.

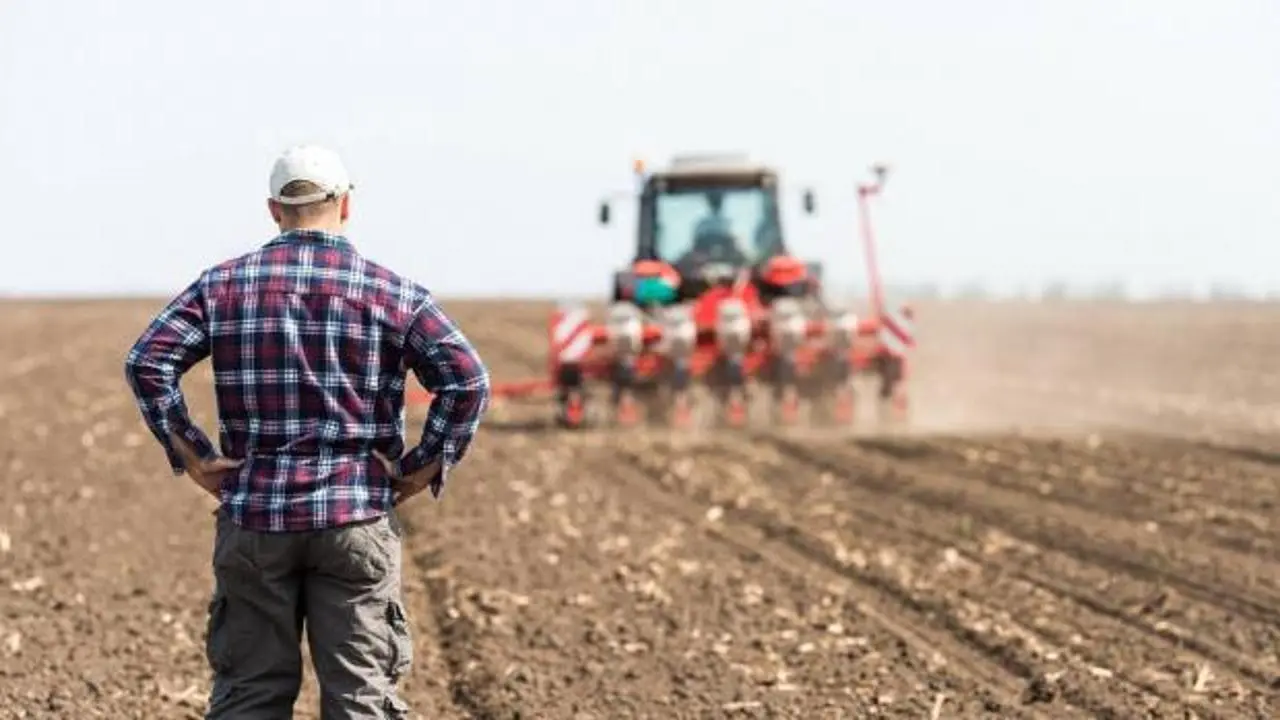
left=268, top=145, right=354, bottom=205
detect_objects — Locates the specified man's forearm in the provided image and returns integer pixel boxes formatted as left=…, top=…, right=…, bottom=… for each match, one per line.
left=397, top=292, right=491, bottom=492
left=123, top=278, right=214, bottom=474
left=125, top=358, right=216, bottom=474
left=395, top=381, right=489, bottom=479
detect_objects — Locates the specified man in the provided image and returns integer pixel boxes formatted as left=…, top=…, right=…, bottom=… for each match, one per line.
left=123, top=145, right=490, bottom=719
left=679, top=189, right=748, bottom=268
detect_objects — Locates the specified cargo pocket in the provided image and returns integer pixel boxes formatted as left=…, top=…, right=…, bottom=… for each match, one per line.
left=205, top=595, right=231, bottom=673
left=386, top=600, right=413, bottom=681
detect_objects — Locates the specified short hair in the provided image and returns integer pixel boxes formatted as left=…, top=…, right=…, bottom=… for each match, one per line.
left=277, top=179, right=341, bottom=220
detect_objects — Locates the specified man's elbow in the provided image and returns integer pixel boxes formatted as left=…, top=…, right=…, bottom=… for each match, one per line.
left=123, top=348, right=144, bottom=385
left=463, top=363, right=492, bottom=412
left=457, top=349, right=489, bottom=391
left=472, top=367, right=492, bottom=402
left=123, top=345, right=163, bottom=392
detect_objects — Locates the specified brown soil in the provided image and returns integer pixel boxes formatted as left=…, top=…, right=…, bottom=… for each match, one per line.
left=0, top=298, right=1277, bottom=718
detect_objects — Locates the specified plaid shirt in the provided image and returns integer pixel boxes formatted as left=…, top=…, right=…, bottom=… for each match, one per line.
left=124, top=229, right=490, bottom=532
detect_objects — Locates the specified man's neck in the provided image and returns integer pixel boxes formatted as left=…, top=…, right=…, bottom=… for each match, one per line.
left=279, top=223, right=344, bottom=235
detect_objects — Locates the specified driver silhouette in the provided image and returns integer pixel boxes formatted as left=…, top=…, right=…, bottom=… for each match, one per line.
left=693, top=191, right=731, bottom=239
left=688, top=190, right=746, bottom=263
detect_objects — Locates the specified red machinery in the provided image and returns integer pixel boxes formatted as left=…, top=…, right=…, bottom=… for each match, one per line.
left=411, top=154, right=915, bottom=429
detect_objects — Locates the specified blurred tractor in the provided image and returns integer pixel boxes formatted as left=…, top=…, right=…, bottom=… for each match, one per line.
left=408, top=153, right=916, bottom=430
left=549, top=153, right=915, bottom=430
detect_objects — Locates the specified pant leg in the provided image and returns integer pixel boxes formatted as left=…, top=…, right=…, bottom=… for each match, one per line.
left=204, top=509, right=307, bottom=720
left=305, top=511, right=413, bottom=720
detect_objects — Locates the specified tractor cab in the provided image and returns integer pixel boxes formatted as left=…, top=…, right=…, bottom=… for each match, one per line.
left=599, top=154, right=818, bottom=305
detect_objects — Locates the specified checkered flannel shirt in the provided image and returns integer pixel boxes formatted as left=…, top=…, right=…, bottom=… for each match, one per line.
left=123, top=229, right=490, bottom=532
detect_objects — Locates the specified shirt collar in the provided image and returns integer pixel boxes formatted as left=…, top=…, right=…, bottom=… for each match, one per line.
left=264, top=229, right=355, bottom=252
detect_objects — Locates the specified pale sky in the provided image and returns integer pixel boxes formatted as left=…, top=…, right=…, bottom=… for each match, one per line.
left=1, top=0, right=1277, bottom=298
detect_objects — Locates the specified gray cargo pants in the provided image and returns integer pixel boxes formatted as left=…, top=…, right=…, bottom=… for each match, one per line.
left=203, top=508, right=412, bottom=719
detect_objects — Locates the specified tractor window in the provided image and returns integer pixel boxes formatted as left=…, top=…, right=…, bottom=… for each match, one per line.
left=651, top=186, right=779, bottom=266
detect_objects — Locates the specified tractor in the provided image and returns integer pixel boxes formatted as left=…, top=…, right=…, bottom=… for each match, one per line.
left=405, top=153, right=916, bottom=431
left=548, top=153, right=914, bottom=430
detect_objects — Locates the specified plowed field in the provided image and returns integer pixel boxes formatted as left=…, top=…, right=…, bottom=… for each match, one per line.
left=1, top=299, right=1277, bottom=719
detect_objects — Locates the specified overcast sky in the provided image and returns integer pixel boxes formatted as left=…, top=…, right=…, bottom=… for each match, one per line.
left=1, top=0, right=1276, bottom=298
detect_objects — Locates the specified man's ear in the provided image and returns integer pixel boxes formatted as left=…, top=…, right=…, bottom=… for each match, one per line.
left=339, top=193, right=350, bottom=222
left=267, top=198, right=283, bottom=223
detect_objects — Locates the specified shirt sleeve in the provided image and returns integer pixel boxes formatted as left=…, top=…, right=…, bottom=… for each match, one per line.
left=123, top=277, right=216, bottom=474
left=394, top=291, right=491, bottom=497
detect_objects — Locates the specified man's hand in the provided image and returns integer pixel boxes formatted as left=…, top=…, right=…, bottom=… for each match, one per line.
left=169, top=433, right=242, bottom=500
left=373, top=450, right=442, bottom=506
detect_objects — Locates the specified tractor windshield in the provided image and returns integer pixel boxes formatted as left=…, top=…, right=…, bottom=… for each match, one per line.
left=649, top=185, right=782, bottom=268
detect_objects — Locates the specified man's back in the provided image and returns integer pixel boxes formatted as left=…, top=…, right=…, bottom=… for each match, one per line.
left=125, top=228, right=490, bottom=532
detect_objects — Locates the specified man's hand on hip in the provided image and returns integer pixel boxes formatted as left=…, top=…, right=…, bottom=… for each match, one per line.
left=372, top=450, right=441, bottom=506
left=169, top=433, right=243, bottom=499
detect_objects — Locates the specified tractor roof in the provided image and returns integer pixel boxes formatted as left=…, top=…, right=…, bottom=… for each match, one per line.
left=655, top=153, right=773, bottom=178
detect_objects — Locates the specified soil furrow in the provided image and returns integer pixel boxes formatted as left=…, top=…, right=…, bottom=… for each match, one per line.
left=600, top=444, right=1082, bottom=718
left=752, top=436, right=1279, bottom=699
left=394, top=503, right=501, bottom=720
left=932, top=432, right=1279, bottom=516
left=883, top=435, right=1278, bottom=559
left=773, top=436, right=1280, bottom=627
left=1188, top=438, right=1280, bottom=467
left=404, top=433, right=948, bottom=717
left=693, top=434, right=1278, bottom=708
left=618, top=439, right=1274, bottom=718
left=702, top=430, right=1277, bottom=565
left=416, top=548, right=517, bottom=720
left=570, top=444, right=983, bottom=717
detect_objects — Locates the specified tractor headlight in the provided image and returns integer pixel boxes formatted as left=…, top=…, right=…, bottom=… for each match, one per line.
left=604, top=302, right=644, bottom=356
